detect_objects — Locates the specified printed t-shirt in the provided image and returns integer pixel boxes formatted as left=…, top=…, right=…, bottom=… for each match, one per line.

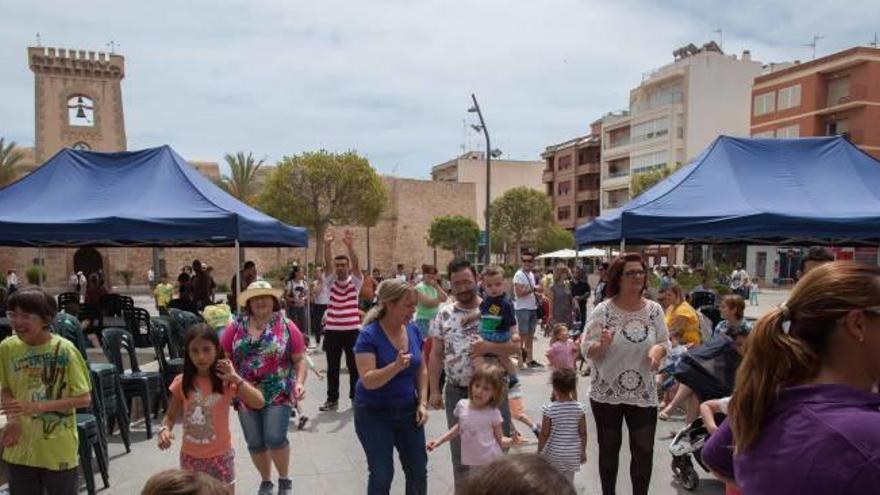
left=220, top=312, right=305, bottom=408
left=479, top=294, right=516, bottom=342
left=169, top=374, right=237, bottom=458
left=414, top=282, right=440, bottom=321
left=154, top=282, right=174, bottom=307
left=0, top=334, right=90, bottom=471
left=353, top=321, right=422, bottom=407
left=455, top=399, right=503, bottom=466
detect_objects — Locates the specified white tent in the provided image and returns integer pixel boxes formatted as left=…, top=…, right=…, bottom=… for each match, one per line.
left=577, top=248, right=618, bottom=258
left=536, top=248, right=578, bottom=259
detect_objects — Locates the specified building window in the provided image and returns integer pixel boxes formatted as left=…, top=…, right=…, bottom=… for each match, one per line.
left=827, top=76, right=850, bottom=106
left=632, top=117, right=670, bottom=143
left=67, top=95, right=95, bottom=127
left=71, top=142, right=91, bottom=151
left=607, top=158, right=630, bottom=178
left=826, top=120, right=848, bottom=136
left=776, top=124, right=800, bottom=139
left=753, top=92, right=775, bottom=116
left=546, top=156, right=555, bottom=171
left=752, top=130, right=775, bottom=138
left=576, top=202, right=597, bottom=218
left=577, top=175, right=596, bottom=191
left=632, top=150, right=668, bottom=172
left=557, top=180, right=571, bottom=196
left=777, top=84, right=801, bottom=110
left=558, top=155, right=572, bottom=170
left=558, top=206, right=571, bottom=221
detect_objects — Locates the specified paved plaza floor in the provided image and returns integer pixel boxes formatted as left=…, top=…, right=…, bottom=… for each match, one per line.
left=101, top=289, right=787, bottom=494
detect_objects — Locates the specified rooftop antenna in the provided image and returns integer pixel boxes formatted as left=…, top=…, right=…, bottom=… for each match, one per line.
left=804, top=35, right=824, bottom=60
left=106, top=40, right=119, bottom=54
left=870, top=33, right=879, bottom=48
left=713, top=28, right=723, bottom=51
left=461, top=118, right=467, bottom=153
left=35, top=32, right=42, bottom=47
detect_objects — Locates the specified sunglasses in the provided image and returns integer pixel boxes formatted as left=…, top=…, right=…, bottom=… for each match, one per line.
left=623, top=270, right=647, bottom=278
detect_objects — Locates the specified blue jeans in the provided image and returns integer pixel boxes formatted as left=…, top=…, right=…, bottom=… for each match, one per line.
left=237, top=404, right=292, bottom=453
left=354, top=401, right=427, bottom=495
left=443, top=383, right=512, bottom=489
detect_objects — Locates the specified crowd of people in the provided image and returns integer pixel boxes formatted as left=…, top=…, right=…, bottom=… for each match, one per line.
left=3, top=241, right=880, bottom=495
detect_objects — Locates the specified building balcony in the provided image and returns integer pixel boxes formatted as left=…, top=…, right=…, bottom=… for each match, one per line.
left=575, top=190, right=599, bottom=202
left=576, top=162, right=600, bottom=174
left=818, top=85, right=869, bottom=115
left=542, top=169, right=554, bottom=183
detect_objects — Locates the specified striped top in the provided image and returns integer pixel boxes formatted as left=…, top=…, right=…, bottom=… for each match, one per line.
left=540, top=400, right=586, bottom=472
left=323, top=273, right=363, bottom=331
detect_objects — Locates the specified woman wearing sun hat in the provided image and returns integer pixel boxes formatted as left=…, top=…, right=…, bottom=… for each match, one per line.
left=219, top=280, right=307, bottom=495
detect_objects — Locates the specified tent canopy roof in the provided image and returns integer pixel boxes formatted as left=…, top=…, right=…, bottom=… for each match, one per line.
left=0, top=146, right=308, bottom=247
left=576, top=136, right=880, bottom=247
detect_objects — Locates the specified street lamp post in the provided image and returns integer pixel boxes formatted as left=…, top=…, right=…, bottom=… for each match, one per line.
left=468, top=93, right=498, bottom=268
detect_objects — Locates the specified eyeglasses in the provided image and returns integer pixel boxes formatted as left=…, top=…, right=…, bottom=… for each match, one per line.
left=622, top=270, right=647, bottom=278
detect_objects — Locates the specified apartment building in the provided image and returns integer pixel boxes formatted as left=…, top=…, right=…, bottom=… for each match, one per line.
left=750, top=46, right=880, bottom=159
left=540, top=119, right=602, bottom=231
left=600, top=42, right=763, bottom=213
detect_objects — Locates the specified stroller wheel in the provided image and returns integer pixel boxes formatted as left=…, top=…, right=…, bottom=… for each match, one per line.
left=680, top=464, right=700, bottom=491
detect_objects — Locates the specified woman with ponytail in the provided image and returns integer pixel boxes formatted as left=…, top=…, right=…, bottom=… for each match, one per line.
left=353, top=279, right=429, bottom=494
left=703, top=261, right=880, bottom=494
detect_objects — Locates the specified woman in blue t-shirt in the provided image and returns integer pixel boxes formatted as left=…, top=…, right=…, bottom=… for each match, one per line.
left=353, top=279, right=429, bottom=495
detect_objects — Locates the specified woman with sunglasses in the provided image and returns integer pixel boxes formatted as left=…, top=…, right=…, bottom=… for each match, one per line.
left=581, top=253, right=669, bottom=495
left=702, top=261, right=880, bottom=494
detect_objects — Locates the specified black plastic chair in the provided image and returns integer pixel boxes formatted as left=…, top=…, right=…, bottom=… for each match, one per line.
left=101, top=328, right=167, bottom=439
left=119, top=295, right=135, bottom=311
left=77, top=372, right=110, bottom=495
left=123, top=307, right=153, bottom=348
left=57, top=291, right=81, bottom=309
left=99, top=294, right=123, bottom=317
left=52, top=313, right=131, bottom=453
left=152, top=315, right=184, bottom=358
left=149, top=321, right=183, bottom=388
left=169, top=308, right=202, bottom=336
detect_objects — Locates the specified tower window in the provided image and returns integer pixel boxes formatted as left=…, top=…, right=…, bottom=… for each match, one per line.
left=67, top=95, right=95, bottom=127
left=71, top=142, right=91, bottom=151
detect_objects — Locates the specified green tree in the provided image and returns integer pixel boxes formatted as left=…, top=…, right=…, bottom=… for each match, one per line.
left=0, top=138, right=24, bottom=187
left=427, top=215, right=480, bottom=258
left=490, top=187, right=553, bottom=258
left=535, top=224, right=575, bottom=254
left=258, top=150, right=387, bottom=264
left=630, top=163, right=678, bottom=198
left=218, top=151, right=265, bottom=204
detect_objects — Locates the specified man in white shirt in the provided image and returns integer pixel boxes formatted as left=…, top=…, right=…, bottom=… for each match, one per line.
left=513, top=252, right=543, bottom=367
left=6, top=270, right=18, bottom=294
left=730, top=263, right=750, bottom=299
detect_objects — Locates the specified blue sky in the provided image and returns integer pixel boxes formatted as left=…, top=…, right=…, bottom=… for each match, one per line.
left=2, top=0, right=878, bottom=178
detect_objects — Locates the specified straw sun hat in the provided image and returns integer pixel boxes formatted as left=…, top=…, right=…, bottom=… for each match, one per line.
left=238, top=280, right=284, bottom=308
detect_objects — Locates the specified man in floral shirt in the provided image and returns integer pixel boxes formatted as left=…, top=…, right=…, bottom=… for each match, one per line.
left=428, top=259, right=519, bottom=489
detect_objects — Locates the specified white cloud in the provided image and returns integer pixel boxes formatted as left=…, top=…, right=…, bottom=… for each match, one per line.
left=1, top=0, right=877, bottom=177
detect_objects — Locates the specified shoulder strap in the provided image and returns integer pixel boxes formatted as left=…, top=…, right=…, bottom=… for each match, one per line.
left=524, top=271, right=541, bottom=307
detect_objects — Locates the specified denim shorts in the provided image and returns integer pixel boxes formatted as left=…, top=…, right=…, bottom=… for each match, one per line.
left=515, top=309, right=538, bottom=335
left=237, top=405, right=292, bottom=453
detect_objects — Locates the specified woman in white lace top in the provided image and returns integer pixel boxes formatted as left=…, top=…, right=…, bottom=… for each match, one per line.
left=581, top=253, right=669, bottom=495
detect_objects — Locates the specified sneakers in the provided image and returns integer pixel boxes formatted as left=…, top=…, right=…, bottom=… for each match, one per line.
left=298, top=415, right=309, bottom=430
left=318, top=400, right=338, bottom=412
left=278, top=478, right=293, bottom=495
left=527, top=360, right=544, bottom=368
left=258, top=481, right=274, bottom=495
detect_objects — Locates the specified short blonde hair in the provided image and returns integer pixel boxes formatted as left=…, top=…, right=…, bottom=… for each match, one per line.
left=362, top=279, right=416, bottom=325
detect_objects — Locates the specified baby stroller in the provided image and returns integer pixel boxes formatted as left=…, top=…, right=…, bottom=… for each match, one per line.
left=669, top=415, right=721, bottom=490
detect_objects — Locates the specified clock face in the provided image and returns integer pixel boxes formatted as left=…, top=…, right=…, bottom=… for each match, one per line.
left=71, top=142, right=91, bottom=151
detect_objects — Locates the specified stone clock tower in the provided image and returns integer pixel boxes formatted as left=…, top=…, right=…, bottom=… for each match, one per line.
left=28, top=46, right=127, bottom=163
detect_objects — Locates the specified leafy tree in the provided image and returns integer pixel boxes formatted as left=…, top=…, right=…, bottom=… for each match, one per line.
left=428, top=215, right=480, bottom=258
left=630, top=163, right=678, bottom=198
left=0, top=138, right=24, bottom=187
left=218, top=151, right=265, bottom=204
left=258, top=150, right=386, bottom=264
left=535, top=224, right=574, bottom=254
left=490, top=187, right=553, bottom=258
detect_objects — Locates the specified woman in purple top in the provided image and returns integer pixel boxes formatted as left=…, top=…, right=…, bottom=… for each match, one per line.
left=703, top=261, right=880, bottom=494
left=354, top=279, right=429, bottom=495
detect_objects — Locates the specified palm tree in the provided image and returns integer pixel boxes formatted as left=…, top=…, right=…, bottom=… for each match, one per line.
left=0, top=138, right=24, bottom=187
left=218, top=151, right=265, bottom=204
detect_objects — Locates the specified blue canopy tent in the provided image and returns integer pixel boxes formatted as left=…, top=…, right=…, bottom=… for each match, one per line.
left=576, top=136, right=880, bottom=247
left=0, top=145, right=307, bottom=247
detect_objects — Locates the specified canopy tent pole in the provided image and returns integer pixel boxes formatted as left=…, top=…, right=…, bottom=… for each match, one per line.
left=620, top=238, right=626, bottom=253
left=304, top=248, right=313, bottom=345
left=234, top=239, right=241, bottom=314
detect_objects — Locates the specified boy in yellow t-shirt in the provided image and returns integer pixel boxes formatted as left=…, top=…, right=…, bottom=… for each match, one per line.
left=154, top=274, right=175, bottom=314
left=0, top=288, right=91, bottom=494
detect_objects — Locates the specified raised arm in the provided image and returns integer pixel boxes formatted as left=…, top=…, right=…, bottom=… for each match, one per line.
left=342, top=229, right=361, bottom=277
left=323, top=227, right=335, bottom=271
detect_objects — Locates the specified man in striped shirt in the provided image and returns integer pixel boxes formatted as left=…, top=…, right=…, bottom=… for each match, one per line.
left=319, top=227, right=364, bottom=412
